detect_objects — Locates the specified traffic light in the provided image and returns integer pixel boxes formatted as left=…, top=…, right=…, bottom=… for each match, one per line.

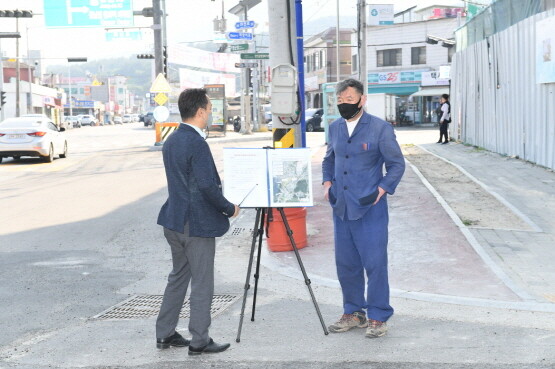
left=162, top=46, right=168, bottom=77
left=137, top=54, right=155, bottom=59
left=0, top=10, right=33, bottom=18
left=1, top=91, right=6, bottom=108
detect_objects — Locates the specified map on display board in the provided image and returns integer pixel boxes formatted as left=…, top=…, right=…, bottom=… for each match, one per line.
left=223, top=148, right=313, bottom=208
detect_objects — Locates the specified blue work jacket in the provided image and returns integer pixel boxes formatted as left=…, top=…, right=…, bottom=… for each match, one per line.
left=322, top=111, right=405, bottom=220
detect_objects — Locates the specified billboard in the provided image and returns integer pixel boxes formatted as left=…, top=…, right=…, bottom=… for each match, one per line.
left=43, top=0, right=134, bottom=28
left=368, top=4, right=394, bottom=26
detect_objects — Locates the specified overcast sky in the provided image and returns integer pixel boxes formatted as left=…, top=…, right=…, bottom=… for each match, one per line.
left=0, top=0, right=466, bottom=68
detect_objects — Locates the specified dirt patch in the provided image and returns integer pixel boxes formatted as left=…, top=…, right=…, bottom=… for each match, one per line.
left=403, top=145, right=533, bottom=231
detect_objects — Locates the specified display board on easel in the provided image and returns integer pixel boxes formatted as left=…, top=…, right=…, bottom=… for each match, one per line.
left=223, top=148, right=313, bottom=208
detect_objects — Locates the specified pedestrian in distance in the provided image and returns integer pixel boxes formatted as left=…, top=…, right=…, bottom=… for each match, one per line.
left=156, top=88, right=240, bottom=355
left=437, top=94, right=451, bottom=144
left=322, top=78, right=405, bottom=338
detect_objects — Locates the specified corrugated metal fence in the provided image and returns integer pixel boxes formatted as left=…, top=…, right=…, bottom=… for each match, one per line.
left=451, top=9, right=555, bottom=170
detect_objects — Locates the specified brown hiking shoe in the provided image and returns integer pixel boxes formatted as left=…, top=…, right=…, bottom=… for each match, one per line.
left=365, top=319, right=387, bottom=338
left=328, top=311, right=367, bottom=333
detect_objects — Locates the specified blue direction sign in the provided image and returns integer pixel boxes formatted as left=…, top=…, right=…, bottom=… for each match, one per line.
left=227, top=32, right=254, bottom=40
left=44, top=0, right=134, bottom=28
left=235, top=20, right=256, bottom=29
left=106, top=30, right=142, bottom=41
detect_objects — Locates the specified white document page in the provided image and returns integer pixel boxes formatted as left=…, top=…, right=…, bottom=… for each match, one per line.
left=268, top=148, right=313, bottom=207
left=223, top=148, right=269, bottom=207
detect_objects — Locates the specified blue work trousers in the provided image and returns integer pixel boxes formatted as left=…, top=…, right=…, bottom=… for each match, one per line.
left=333, top=199, right=393, bottom=322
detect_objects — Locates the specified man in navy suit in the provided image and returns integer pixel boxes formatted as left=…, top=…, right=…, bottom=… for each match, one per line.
left=322, top=79, right=405, bottom=338
left=156, top=88, right=239, bottom=355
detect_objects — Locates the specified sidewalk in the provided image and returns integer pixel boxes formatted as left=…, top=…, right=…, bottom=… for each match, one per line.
left=267, top=129, right=555, bottom=310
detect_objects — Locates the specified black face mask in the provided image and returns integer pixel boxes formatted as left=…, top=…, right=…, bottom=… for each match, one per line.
left=337, top=97, right=362, bottom=120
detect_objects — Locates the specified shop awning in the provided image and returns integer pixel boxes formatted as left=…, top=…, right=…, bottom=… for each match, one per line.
left=368, top=85, right=420, bottom=95
left=410, top=87, right=450, bottom=97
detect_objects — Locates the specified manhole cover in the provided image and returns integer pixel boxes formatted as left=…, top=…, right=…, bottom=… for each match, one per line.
left=91, top=294, right=239, bottom=320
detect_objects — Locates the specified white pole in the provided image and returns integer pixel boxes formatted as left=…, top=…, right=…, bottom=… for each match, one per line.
left=0, top=39, right=5, bottom=122
left=16, top=18, right=20, bottom=117
left=26, top=26, right=33, bottom=114
left=68, top=66, right=72, bottom=117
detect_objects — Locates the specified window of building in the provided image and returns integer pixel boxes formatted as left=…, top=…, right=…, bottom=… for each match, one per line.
left=79, top=88, right=84, bottom=94
left=319, top=50, right=324, bottom=69
left=352, top=54, right=358, bottom=73
left=377, top=48, right=402, bottom=67
left=448, top=46, right=455, bottom=63
left=118, top=88, right=124, bottom=94
left=411, top=46, right=426, bottom=65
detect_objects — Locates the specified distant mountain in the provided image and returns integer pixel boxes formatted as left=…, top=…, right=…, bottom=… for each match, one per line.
left=46, top=57, right=152, bottom=96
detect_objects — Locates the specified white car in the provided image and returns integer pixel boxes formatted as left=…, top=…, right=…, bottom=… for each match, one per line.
left=80, top=115, right=98, bottom=126
left=0, top=117, right=68, bottom=163
left=113, top=116, right=123, bottom=125
left=122, top=114, right=133, bottom=123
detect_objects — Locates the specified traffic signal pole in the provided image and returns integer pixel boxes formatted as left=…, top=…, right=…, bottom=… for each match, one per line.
left=152, top=0, right=164, bottom=77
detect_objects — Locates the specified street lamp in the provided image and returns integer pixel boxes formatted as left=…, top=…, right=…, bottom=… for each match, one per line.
left=67, top=58, right=88, bottom=117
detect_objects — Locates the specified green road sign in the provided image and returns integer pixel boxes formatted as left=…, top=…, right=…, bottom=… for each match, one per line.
left=240, top=53, right=269, bottom=60
left=230, top=43, right=249, bottom=52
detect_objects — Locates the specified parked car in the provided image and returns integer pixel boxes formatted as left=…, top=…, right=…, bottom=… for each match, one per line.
left=80, top=115, right=98, bottom=126
left=122, top=114, right=133, bottom=123
left=132, top=114, right=140, bottom=122
left=113, top=116, right=123, bottom=125
left=305, top=108, right=324, bottom=132
left=67, top=116, right=81, bottom=128
left=143, top=112, right=155, bottom=127
left=0, top=117, right=68, bottom=163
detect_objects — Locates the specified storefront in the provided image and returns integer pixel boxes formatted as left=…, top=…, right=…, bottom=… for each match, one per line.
left=366, top=69, right=450, bottom=125
left=408, top=71, right=450, bottom=125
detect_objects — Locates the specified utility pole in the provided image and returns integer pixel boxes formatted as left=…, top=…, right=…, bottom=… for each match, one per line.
left=335, top=0, right=340, bottom=82
left=152, top=0, right=164, bottom=77
left=229, top=0, right=261, bottom=135
left=358, top=0, right=367, bottom=87
left=268, top=0, right=302, bottom=148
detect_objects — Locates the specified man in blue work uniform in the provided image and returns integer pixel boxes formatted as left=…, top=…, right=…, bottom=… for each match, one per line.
left=322, top=79, right=405, bottom=338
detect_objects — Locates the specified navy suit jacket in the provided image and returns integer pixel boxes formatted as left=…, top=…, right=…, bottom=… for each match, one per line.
left=157, top=124, right=235, bottom=237
left=322, top=111, right=405, bottom=220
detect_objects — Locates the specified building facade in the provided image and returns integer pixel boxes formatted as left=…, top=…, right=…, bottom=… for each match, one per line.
left=354, top=7, right=464, bottom=125
left=304, top=27, right=353, bottom=109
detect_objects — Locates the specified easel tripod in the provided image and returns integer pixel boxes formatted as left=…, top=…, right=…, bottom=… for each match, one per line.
left=236, top=207, right=329, bottom=342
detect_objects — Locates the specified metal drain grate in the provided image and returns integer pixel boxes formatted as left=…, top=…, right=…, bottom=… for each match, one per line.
left=231, top=227, right=245, bottom=236
left=91, top=294, right=239, bottom=320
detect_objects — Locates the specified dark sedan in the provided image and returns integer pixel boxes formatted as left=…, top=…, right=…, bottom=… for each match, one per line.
left=305, top=108, right=324, bottom=132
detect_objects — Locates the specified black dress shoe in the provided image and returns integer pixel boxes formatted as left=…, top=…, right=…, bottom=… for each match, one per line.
left=156, top=332, right=191, bottom=349
left=436, top=140, right=442, bottom=143
left=188, top=338, right=230, bottom=356
left=442, top=141, right=449, bottom=144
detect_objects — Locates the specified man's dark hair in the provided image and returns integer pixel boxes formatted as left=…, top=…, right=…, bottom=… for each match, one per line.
left=178, top=88, right=209, bottom=121
left=336, top=78, right=364, bottom=96
left=442, top=94, right=450, bottom=100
